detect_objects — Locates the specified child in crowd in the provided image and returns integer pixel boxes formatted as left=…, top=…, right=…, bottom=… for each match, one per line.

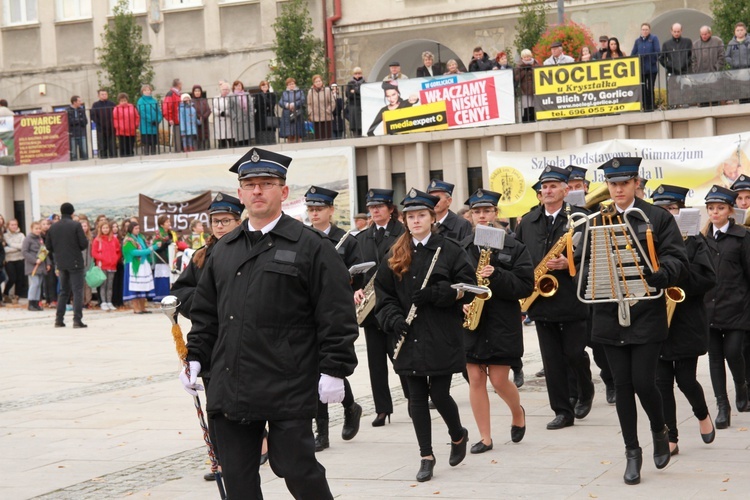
left=179, top=93, right=198, bottom=152
left=91, top=219, right=122, bottom=311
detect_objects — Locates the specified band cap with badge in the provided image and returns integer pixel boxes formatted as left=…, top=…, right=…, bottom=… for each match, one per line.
left=464, top=188, right=501, bottom=209
left=730, top=174, right=750, bottom=192
left=598, top=157, right=642, bottom=183
left=305, top=186, right=338, bottom=207
left=651, top=184, right=689, bottom=206
left=229, top=147, right=292, bottom=180
left=401, top=188, right=439, bottom=212
left=704, top=185, right=738, bottom=205
left=426, top=179, right=455, bottom=196
left=366, top=188, right=394, bottom=206
left=567, top=165, right=588, bottom=181
left=209, top=192, right=243, bottom=216
left=539, top=165, right=571, bottom=184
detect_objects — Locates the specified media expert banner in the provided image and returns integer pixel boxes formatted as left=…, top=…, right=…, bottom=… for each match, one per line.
left=533, top=57, right=642, bottom=120
left=138, top=192, right=212, bottom=233
left=360, top=71, right=515, bottom=136
left=13, top=113, right=69, bottom=165
left=487, top=132, right=750, bottom=217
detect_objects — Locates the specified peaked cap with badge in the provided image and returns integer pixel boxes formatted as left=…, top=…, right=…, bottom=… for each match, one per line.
left=598, top=157, right=642, bottom=183
left=229, top=147, right=292, bottom=180
left=401, top=188, right=439, bottom=212
left=304, top=186, right=339, bottom=207
left=209, top=192, right=243, bottom=216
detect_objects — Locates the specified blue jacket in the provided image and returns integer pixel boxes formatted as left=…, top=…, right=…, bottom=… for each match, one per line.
left=179, top=103, right=197, bottom=135
left=632, top=34, right=661, bottom=74
left=136, top=95, right=163, bottom=135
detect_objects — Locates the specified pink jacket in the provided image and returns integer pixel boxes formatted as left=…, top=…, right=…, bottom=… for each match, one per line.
left=113, top=103, right=140, bottom=137
left=91, top=235, right=122, bottom=271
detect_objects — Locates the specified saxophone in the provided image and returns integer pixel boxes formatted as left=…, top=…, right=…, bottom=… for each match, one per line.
left=519, top=232, right=570, bottom=313
left=356, top=273, right=377, bottom=325
left=463, top=248, right=493, bottom=330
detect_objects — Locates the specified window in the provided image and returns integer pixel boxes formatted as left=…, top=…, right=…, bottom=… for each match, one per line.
left=391, top=173, right=406, bottom=209
left=56, top=0, right=91, bottom=21
left=163, top=0, right=203, bottom=9
left=467, top=167, right=483, bottom=196
left=108, top=0, right=146, bottom=14
left=356, top=176, right=369, bottom=214
left=3, top=0, right=38, bottom=25
left=429, top=170, right=443, bottom=182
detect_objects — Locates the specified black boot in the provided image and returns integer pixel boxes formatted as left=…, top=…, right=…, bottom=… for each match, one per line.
left=314, top=418, right=329, bottom=452
left=341, top=402, right=362, bottom=440
left=652, top=425, right=671, bottom=469
left=716, top=396, right=731, bottom=429
left=623, top=447, right=642, bottom=485
left=735, top=382, right=749, bottom=412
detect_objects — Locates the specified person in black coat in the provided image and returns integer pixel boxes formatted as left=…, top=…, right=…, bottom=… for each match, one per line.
left=253, top=81, right=278, bottom=145
left=375, top=188, right=475, bottom=482
left=468, top=47, right=495, bottom=72
left=416, top=51, right=445, bottom=77
left=304, top=186, right=364, bottom=452
left=171, top=192, right=243, bottom=482
left=354, top=188, right=409, bottom=426
left=461, top=189, right=534, bottom=454
left=182, top=148, right=358, bottom=499
left=426, top=179, right=473, bottom=242
left=346, top=68, right=365, bottom=136
left=659, top=23, right=693, bottom=75
left=703, top=185, right=750, bottom=428
left=45, top=202, right=88, bottom=328
left=581, top=158, right=688, bottom=485
left=67, top=95, right=88, bottom=160
left=90, top=90, right=116, bottom=159
left=651, top=185, right=717, bottom=455
left=515, top=167, right=595, bottom=430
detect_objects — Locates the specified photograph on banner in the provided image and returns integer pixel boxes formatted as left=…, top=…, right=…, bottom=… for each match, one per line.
left=361, top=71, right=515, bottom=136
left=29, top=146, right=356, bottom=230
left=13, top=113, right=70, bottom=165
left=487, top=132, right=750, bottom=218
left=0, top=115, right=13, bottom=166
left=534, top=58, right=642, bottom=121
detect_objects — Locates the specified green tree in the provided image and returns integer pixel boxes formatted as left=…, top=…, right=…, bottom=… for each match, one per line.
left=711, top=0, right=750, bottom=45
left=268, top=0, right=327, bottom=91
left=514, top=0, right=550, bottom=59
left=96, top=0, right=154, bottom=101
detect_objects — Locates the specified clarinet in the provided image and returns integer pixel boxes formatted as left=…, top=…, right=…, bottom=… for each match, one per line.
left=393, top=247, right=442, bottom=359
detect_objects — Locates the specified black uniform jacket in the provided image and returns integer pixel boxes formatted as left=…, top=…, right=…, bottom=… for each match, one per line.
left=661, top=234, right=716, bottom=360
left=171, top=244, right=212, bottom=321
left=356, top=218, right=405, bottom=327
left=583, top=198, right=688, bottom=345
left=437, top=210, right=473, bottom=242
left=515, top=203, right=589, bottom=322
left=704, top=220, right=750, bottom=331
left=462, top=234, right=535, bottom=360
left=45, top=215, right=88, bottom=271
left=374, top=233, right=474, bottom=376
left=186, top=215, right=359, bottom=421
left=326, top=224, right=363, bottom=289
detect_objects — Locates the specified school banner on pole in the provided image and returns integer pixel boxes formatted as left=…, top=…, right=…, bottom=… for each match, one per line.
left=488, top=132, right=750, bottom=217
left=138, top=192, right=213, bottom=233
left=360, top=71, right=515, bottom=136
left=13, top=112, right=69, bottom=165
left=534, top=57, right=642, bottom=120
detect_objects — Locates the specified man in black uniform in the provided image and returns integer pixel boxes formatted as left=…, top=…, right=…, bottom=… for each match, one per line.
left=305, top=185, right=364, bottom=450
left=181, top=148, right=358, bottom=499
left=427, top=179, right=473, bottom=242
left=515, top=166, right=595, bottom=430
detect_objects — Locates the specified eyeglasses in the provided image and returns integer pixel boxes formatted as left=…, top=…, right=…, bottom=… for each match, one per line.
left=211, top=218, right=239, bottom=227
left=240, top=181, right=282, bottom=191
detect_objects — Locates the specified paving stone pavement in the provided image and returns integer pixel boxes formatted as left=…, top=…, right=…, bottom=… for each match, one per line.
left=2, top=304, right=749, bottom=499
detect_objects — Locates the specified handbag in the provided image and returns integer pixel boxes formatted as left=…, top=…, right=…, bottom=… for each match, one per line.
left=85, top=263, right=106, bottom=288
left=265, top=115, right=280, bottom=128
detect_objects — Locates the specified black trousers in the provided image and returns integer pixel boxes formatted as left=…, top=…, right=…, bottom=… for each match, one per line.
left=641, top=72, right=658, bottom=111
left=317, top=378, right=354, bottom=419
left=56, top=269, right=84, bottom=324
left=3, top=260, right=26, bottom=298
left=656, top=357, right=709, bottom=443
left=43, top=269, right=58, bottom=303
left=536, top=320, right=594, bottom=419
left=745, top=336, right=750, bottom=386
left=97, top=131, right=116, bottom=158
left=212, top=415, right=333, bottom=500
left=708, top=328, right=747, bottom=397
left=363, top=325, right=410, bottom=414
left=604, top=342, right=665, bottom=450
left=407, top=374, right=463, bottom=457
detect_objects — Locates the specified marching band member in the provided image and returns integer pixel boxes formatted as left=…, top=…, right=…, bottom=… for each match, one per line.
left=426, top=179, right=473, bottom=241
left=584, top=158, right=688, bottom=485
left=730, top=174, right=750, bottom=396
left=461, top=189, right=534, bottom=453
left=515, top=166, right=595, bottom=430
left=651, top=185, right=717, bottom=455
left=374, top=189, right=474, bottom=482
left=305, top=186, right=364, bottom=450
left=703, top=185, right=750, bottom=428
left=354, top=189, right=409, bottom=426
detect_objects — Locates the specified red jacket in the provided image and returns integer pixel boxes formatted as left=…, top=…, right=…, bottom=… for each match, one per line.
left=113, top=103, right=140, bottom=136
left=162, top=88, right=181, bottom=124
left=91, top=235, right=122, bottom=271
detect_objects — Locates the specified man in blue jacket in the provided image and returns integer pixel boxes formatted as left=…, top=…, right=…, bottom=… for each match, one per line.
left=631, top=22, right=661, bottom=112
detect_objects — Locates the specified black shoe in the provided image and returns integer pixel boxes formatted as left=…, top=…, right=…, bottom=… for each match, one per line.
left=670, top=444, right=679, bottom=456
left=470, top=440, right=493, bottom=454
left=652, top=425, right=671, bottom=469
left=701, top=415, right=716, bottom=444
left=449, top=427, right=469, bottom=466
left=511, top=406, right=526, bottom=443
left=513, top=369, right=525, bottom=388
left=574, top=397, right=594, bottom=420
left=428, top=399, right=436, bottom=410
left=735, top=382, right=749, bottom=412
left=342, top=402, right=362, bottom=440
left=546, top=415, right=574, bottom=430
left=416, top=457, right=435, bottom=482
left=260, top=452, right=268, bottom=465
left=535, top=368, right=545, bottom=378
left=73, top=322, right=88, bottom=328
left=372, top=413, right=391, bottom=427
left=624, top=447, right=642, bottom=485
left=606, top=385, right=616, bottom=405
left=314, top=418, right=329, bottom=452
left=715, top=397, right=731, bottom=429
left=203, top=471, right=217, bottom=481
left=54, top=321, right=66, bottom=328
left=568, top=397, right=577, bottom=408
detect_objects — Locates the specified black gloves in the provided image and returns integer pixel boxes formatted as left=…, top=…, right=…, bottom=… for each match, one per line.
left=411, top=286, right=434, bottom=306
left=393, top=318, right=410, bottom=338
left=646, top=269, right=669, bottom=290
left=411, top=281, right=455, bottom=307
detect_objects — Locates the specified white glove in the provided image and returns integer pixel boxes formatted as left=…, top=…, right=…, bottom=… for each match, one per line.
left=179, top=361, right=204, bottom=396
left=318, top=374, right=345, bottom=404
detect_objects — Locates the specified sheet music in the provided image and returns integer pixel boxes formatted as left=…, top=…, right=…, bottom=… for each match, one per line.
left=675, top=208, right=701, bottom=237
left=565, top=189, right=586, bottom=207
left=349, top=262, right=376, bottom=276
left=451, top=283, right=491, bottom=295
left=734, top=208, right=748, bottom=226
left=474, top=224, right=505, bottom=249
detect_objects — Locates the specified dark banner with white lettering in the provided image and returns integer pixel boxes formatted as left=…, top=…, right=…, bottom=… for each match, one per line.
left=533, top=57, right=642, bottom=120
left=138, top=192, right=212, bottom=233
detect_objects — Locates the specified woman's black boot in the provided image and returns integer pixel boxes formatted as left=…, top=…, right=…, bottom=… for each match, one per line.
left=624, top=447, right=642, bottom=485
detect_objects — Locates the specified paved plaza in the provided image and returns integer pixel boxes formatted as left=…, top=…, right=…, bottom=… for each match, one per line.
left=1, top=303, right=749, bottom=499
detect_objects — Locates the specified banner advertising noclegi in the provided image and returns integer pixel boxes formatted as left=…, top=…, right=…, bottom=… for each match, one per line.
left=488, top=132, right=750, bottom=217
left=361, top=71, right=515, bottom=136
left=533, top=57, right=642, bottom=120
